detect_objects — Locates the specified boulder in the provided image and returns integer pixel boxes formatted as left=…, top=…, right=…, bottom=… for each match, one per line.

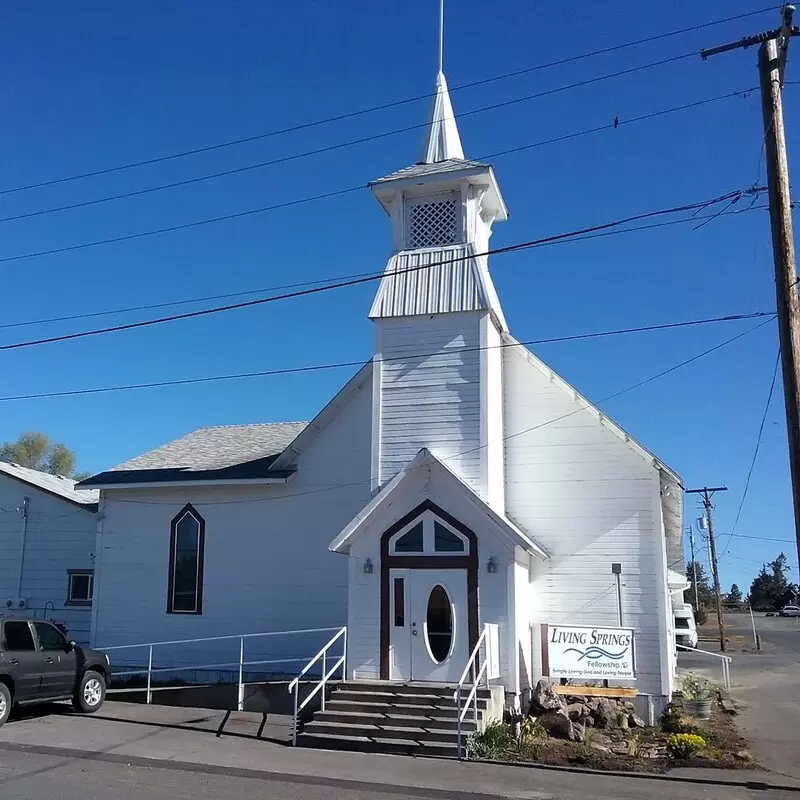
left=595, top=699, right=619, bottom=729
left=536, top=709, right=573, bottom=739
left=530, top=679, right=567, bottom=715
left=628, top=713, right=646, bottom=729
left=566, top=702, right=589, bottom=721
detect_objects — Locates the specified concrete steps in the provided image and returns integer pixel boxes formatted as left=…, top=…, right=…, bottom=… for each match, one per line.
left=297, top=681, right=491, bottom=756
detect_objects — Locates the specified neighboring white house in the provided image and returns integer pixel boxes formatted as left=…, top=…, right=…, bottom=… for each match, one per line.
left=0, top=462, right=98, bottom=645
left=81, top=65, right=683, bottom=710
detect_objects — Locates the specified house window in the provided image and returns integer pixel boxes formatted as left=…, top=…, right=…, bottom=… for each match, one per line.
left=66, top=570, right=94, bottom=606
left=167, top=504, right=205, bottom=614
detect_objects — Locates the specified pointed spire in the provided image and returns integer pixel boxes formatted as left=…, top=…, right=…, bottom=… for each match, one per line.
left=419, top=0, right=464, bottom=164
left=419, top=71, right=465, bottom=164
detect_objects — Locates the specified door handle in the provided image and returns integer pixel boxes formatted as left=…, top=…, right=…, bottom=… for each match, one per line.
left=45, top=657, right=54, bottom=664
left=8, top=658, right=18, bottom=666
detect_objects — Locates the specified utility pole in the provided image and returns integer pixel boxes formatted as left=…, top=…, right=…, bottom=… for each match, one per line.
left=689, top=526, right=700, bottom=611
left=702, top=6, right=800, bottom=575
left=686, top=487, right=728, bottom=652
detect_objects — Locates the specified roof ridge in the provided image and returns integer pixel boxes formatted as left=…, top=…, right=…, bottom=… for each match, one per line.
left=197, top=421, right=308, bottom=431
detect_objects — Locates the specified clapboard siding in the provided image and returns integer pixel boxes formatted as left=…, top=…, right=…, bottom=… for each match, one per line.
left=91, top=370, right=373, bottom=673
left=375, top=313, right=484, bottom=491
left=503, top=345, right=671, bottom=697
left=0, top=475, right=96, bottom=645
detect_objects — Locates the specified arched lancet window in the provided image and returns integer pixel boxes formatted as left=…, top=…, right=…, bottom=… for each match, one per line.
left=167, top=504, right=205, bottom=614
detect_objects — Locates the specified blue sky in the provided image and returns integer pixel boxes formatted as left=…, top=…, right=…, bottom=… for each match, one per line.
left=1, top=1, right=797, bottom=592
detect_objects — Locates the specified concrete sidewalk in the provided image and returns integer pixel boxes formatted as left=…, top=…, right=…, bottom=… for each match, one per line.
left=0, top=702, right=797, bottom=799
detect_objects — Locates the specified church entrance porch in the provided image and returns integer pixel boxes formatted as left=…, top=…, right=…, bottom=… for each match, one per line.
left=379, top=501, right=478, bottom=682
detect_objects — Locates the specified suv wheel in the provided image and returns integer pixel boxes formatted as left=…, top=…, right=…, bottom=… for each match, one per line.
left=0, top=682, right=11, bottom=728
left=73, top=670, right=106, bottom=714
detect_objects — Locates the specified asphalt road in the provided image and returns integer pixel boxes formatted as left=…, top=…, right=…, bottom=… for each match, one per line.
left=681, top=612, right=800, bottom=781
left=0, top=748, right=795, bottom=800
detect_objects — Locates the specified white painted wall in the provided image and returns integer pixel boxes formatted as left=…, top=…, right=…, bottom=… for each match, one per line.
left=503, top=345, right=673, bottom=699
left=0, top=476, right=96, bottom=645
left=92, top=370, right=373, bottom=675
left=374, top=312, right=484, bottom=491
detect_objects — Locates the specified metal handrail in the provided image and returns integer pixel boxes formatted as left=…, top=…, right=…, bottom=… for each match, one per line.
left=99, top=626, right=342, bottom=706
left=454, top=624, right=490, bottom=760
left=288, top=626, right=347, bottom=745
left=677, top=643, right=732, bottom=691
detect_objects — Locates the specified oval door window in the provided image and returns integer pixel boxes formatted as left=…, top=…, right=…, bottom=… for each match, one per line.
left=425, top=585, right=454, bottom=663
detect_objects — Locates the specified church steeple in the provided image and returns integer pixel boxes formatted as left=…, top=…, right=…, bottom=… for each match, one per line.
left=419, top=71, right=464, bottom=164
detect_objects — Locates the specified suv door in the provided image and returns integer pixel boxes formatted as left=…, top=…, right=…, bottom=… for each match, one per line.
left=0, top=621, right=44, bottom=701
left=33, top=623, right=77, bottom=699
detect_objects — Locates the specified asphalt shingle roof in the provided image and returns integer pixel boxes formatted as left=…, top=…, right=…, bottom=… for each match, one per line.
left=0, top=461, right=99, bottom=507
left=80, top=422, right=308, bottom=487
left=370, top=158, right=490, bottom=185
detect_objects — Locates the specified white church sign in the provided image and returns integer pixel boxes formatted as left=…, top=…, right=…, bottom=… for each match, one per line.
left=542, top=623, right=636, bottom=680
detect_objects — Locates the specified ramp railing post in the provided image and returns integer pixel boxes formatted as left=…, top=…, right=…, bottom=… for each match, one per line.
left=237, top=637, right=244, bottom=712
left=146, top=645, right=153, bottom=704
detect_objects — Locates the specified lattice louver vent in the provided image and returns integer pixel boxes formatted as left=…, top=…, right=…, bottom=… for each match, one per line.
left=407, top=198, right=458, bottom=248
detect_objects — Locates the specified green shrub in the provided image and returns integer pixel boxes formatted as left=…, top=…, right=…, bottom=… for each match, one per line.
left=667, top=733, right=707, bottom=759
left=465, top=721, right=516, bottom=760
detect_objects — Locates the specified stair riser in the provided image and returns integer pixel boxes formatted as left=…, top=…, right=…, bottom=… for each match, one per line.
left=297, top=734, right=457, bottom=757
left=314, top=711, right=477, bottom=731
left=326, top=701, right=462, bottom=718
left=333, top=691, right=487, bottom=709
left=342, top=683, right=491, bottom=700
left=304, top=723, right=466, bottom=744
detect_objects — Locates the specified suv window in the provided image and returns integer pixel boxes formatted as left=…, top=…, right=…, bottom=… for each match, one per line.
left=3, top=621, right=35, bottom=651
left=34, top=622, right=66, bottom=652
left=674, top=618, right=690, bottom=629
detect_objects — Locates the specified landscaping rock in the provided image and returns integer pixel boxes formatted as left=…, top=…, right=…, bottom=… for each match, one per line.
left=566, top=702, right=589, bottom=721
left=590, top=742, right=612, bottom=754
left=721, top=698, right=738, bottom=714
left=536, top=709, right=574, bottom=740
left=610, top=741, right=630, bottom=755
left=595, top=699, right=619, bottom=728
left=530, top=679, right=567, bottom=715
left=628, top=713, right=646, bottom=728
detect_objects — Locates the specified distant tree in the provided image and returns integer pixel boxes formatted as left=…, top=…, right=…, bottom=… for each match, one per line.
left=686, top=561, right=713, bottom=606
left=748, top=553, right=799, bottom=611
left=686, top=560, right=713, bottom=624
left=0, top=432, right=81, bottom=478
left=726, top=583, right=743, bottom=604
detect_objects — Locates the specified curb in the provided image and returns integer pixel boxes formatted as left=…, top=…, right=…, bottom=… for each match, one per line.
left=463, top=755, right=800, bottom=792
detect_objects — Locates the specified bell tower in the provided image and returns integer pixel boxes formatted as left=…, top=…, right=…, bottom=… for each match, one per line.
left=367, top=7, right=509, bottom=511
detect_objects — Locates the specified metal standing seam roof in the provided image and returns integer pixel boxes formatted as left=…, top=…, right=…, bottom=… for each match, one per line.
left=79, top=422, right=308, bottom=487
left=0, top=461, right=99, bottom=507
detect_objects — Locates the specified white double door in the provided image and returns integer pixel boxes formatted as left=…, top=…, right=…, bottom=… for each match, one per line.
left=389, top=568, right=468, bottom=682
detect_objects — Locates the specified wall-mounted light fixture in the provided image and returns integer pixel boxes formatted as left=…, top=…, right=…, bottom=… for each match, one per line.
left=363, top=557, right=373, bottom=575
left=487, top=556, right=498, bottom=574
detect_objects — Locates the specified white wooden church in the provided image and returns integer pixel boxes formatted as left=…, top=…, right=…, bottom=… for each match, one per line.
left=81, top=61, right=684, bottom=716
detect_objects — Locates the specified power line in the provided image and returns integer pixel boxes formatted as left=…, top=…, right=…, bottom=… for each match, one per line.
left=105, top=316, right=774, bottom=507
left=722, top=349, right=782, bottom=557
left=0, top=188, right=760, bottom=351
left=0, top=5, right=777, bottom=198
left=0, top=311, right=772, bottom=403
left=0, top=91, right=767, bottom=267
left=0, top=52, right=699, bottom=225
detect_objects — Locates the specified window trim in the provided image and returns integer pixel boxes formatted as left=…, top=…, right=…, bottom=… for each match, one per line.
left=388, top=511, right=469, bottom=556
left=167, top=503, right=205, bottom=615
left=65, top=569, right=94, bottom=606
